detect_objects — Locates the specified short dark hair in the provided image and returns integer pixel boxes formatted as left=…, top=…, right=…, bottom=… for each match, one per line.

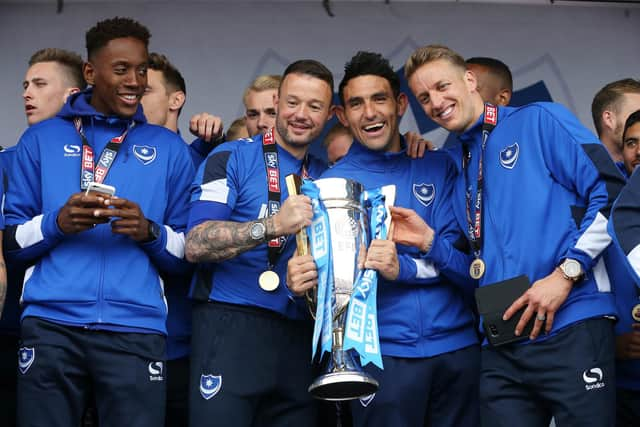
left=466, top=57, right=513, bottom=92
left=591, top=79, right=640, bottom=137
left=28, top=48, right=86, bottom=90
left=85, top=16, right=151, bottom=60
left=339, top=51, right=400, bottom=106
left=148, top=52, right=186, bottom=95
left=282, top=59, right=334, bottom=93
left=623, top=109, right=640, bottom=141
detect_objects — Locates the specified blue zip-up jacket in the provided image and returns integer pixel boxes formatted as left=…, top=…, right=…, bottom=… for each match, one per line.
left=321, top=140, right=478, bottom=358
left=607, top=167, right=640, bottom=391
left=188, top=134, right=326, bottom=319
left=3, top=89, right=194, bottom=335
left=451, top=103, right=618, bottom=340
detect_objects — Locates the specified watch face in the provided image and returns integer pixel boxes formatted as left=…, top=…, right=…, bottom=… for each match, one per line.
left=563, top=259, right=581, bottom=278
left=250, top=222, right=266, bottom=240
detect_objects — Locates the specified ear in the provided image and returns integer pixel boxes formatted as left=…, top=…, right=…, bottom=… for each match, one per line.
left=602, top=110, right=615, bottom=133
left=397, top=93, right=409, bottom=117
left=335, top=105, right=349, bottom=127
left=62, top=87, right=81, bottom=103
left=83, top=62, right=95, bottom=86
left=496, top=89, right=512, bottom=107
left=168, top=90, right=186, bottom=113
left=326, top=104, right=336, bottom=122
left=464, top=69, right=478, bottom=93
left=272, top=91, right=279, bottom=114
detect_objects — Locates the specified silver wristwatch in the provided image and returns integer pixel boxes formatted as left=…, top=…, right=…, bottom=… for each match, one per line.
left=559, top=258, right=583, bottom=282
left=250, top=221, right=266, bottom=241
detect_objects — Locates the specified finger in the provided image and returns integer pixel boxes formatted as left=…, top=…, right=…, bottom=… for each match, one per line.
left=213, top=119, right=223, bottom=138
left=545, top=311, right=555, bottom=334
left=503, top=294, right=528, bottom=321
left=417, top=140, right=426, bottom=158
left=189, top=115, right=200, bottom=133
left=105, top=208, right=141, bottom=219
left=389, top=206, right=413, bottom=217
left=514, top=304, right=535, bottom=337
left=529, top=311, right=546, bottom=340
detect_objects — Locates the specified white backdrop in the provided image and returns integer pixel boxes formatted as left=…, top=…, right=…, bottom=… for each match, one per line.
left=1, top=1, right=639, bottom=150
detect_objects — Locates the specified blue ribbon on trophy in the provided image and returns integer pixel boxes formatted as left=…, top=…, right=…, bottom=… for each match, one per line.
left=343, top=188, right=386, bottom=369
left=301, top=179, right=334, bottom=360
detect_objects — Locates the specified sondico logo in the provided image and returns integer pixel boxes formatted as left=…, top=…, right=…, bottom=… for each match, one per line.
left=148, top=361, right=164, bottom=382
left=582, top=367, right=605, bottom=391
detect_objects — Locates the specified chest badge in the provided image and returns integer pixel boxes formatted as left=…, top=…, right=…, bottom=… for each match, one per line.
left=413, top=183, right=435, bottom=207
left=499, top=142, right=519, bottom=169
left=133, top=145, right=157, bottom=165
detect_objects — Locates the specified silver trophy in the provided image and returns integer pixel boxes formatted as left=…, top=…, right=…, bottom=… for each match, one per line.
left=306, top=177, right=379, bottom=401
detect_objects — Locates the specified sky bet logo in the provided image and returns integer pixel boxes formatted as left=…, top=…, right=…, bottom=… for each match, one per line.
left=582, top=367, right=605, bottom=391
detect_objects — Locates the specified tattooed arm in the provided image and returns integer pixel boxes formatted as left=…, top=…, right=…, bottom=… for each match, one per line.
left=185, top=194, right=313, bottom=263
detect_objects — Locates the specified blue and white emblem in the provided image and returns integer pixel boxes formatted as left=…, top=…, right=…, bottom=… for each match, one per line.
left=413, top=183, right=435, bottom=207
left=359, top=393, right=375, bottom=407
left=133, top=145, right=157, bottom=165
left=200, top=374, right=222, bottom=400
left=18, top=347, right=35, bottom=374
left=499, top=143, right=519, bottom=169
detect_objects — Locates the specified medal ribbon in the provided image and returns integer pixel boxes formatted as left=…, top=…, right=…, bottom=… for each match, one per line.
left=462, top=103, right=498, bottom=259
left=261, top=129, right=311, bottom=271
left=301, top=179, right=334, bottom=360
left=343, top=188, right=385, bottom=369
left=74, top=117, right=132, bottom=190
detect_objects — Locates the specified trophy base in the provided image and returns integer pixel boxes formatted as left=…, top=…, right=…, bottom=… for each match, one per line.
left=308, top=371, right=379, bottom=401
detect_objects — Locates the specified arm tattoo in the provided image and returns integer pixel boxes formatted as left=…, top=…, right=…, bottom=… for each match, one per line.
left=185, top=217, right=278, bottom=263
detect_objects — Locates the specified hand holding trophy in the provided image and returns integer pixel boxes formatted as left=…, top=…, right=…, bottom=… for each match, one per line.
left=287, top=174, right=395, bottom=401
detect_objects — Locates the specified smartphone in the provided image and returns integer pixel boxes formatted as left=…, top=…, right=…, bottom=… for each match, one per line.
left=85, top=182, right=116, bottom=197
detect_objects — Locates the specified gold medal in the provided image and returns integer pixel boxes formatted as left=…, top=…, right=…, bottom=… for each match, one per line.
left=632, top=303, right=640, bottom=322
left=470, top=258, right=486, bottom=280
left=259, top=270, right=280, bottom=292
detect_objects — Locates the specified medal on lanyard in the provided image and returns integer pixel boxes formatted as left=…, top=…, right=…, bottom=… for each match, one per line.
left=632, top=302, right=640, bottom=322
left=258, top=129, right=312, bottom=291
left=464, top=104, right=497, bottom=280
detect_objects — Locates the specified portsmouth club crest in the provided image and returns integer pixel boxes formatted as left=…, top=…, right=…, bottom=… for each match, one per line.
left=200, top=374, right=222, bottom=400
left=499, top=143, right=520, bottom=169
left=413, top=183, right=435, bottom=207
left=359, top=393, right=376, bottom=407
left=18, top=347, right=35, bottom=374
left=133, top=145, right=157, bottom=165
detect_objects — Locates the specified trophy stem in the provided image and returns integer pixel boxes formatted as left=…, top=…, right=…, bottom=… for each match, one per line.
left=308, top=326, right=379, bottom=401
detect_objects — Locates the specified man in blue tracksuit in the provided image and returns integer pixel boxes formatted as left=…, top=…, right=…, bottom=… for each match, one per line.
left=185, top=60, right=334, bottom=427
left=406, top=45, right=620, bottom=426
left=287, top=52, right=479, bottom=427
left=606, top=111, right=640, bottom=426
left=4, top=17, right=194, bottom=427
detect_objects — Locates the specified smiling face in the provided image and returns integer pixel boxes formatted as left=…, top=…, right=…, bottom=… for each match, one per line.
left=408, top=59, right=484, bottom=133
left=273, top=72, right=333, bottom=158
left=84, top=36, right=148, bottom=118
left=23, top=61, right=75, bottom=125
left=337, top=74, right=407, bottom=153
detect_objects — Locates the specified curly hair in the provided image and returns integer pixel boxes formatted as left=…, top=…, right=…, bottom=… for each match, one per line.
left=85, top=16, right=150, bottom=60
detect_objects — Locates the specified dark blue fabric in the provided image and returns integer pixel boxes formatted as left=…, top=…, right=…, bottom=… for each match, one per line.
left=480, top=318, right=615, bottom=427
left=18, top=317, right=166, bottom=427
left=350, top=345, right=480, bottom=427
left=189, top=302, right=317, bottom=427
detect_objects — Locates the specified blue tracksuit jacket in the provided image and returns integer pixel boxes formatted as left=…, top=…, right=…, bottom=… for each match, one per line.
left=3, top=89, right=194, bottom=335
